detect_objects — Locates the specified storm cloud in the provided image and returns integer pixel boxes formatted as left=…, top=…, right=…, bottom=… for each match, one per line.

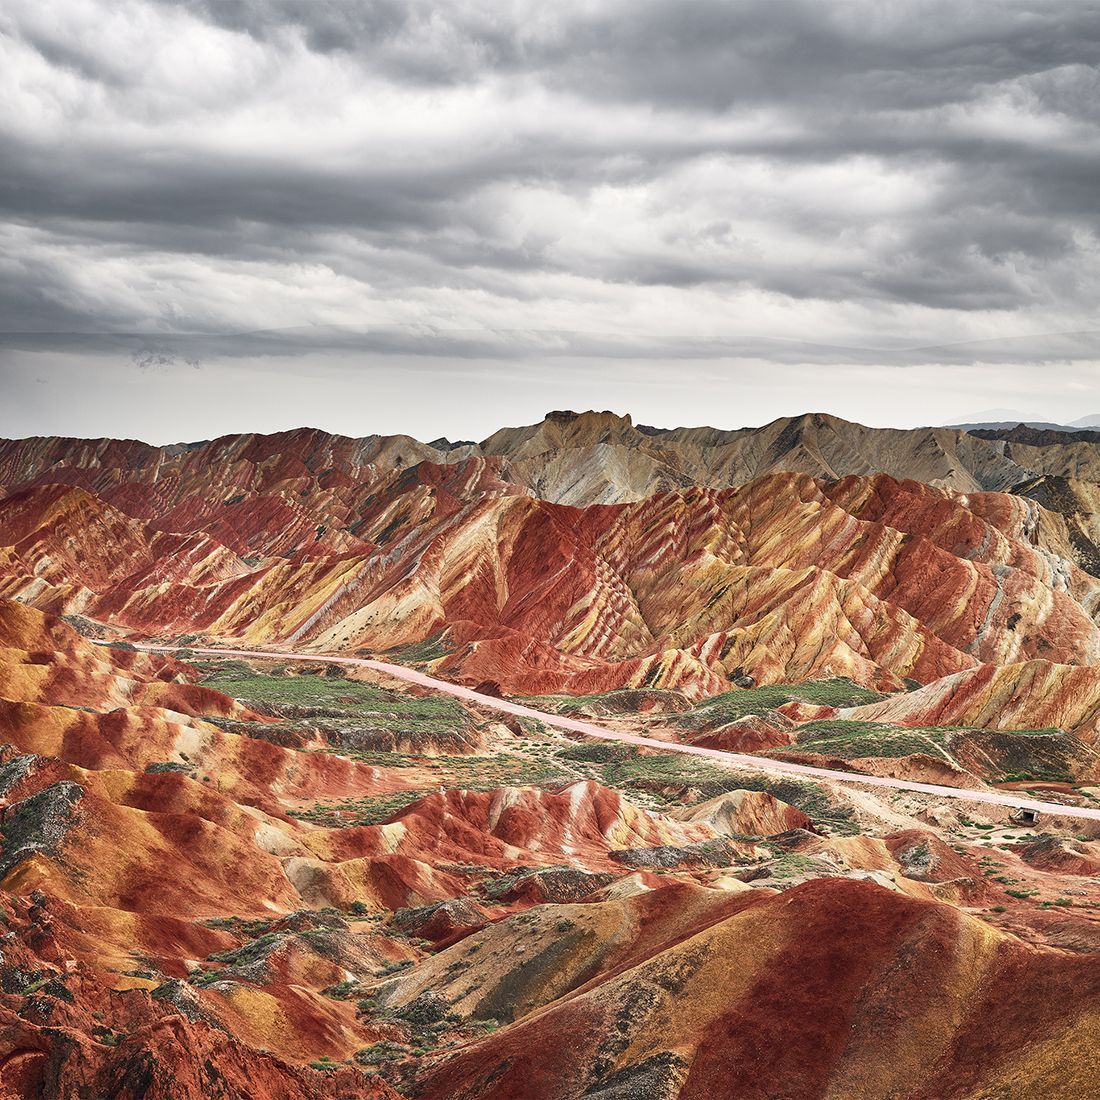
left=1, top=0, right=1099, bottom=438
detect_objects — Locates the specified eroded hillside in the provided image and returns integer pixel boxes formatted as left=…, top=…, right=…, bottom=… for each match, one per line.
left=1, top=602, right=1100, bottom=1098
left=3, top=413, right=1100, bottom=1098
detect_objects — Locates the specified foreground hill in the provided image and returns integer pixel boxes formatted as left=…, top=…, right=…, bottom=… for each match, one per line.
left=0, top=603, right=1098, bottom=1099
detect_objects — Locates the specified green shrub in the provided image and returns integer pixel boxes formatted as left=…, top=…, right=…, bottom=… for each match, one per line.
left=356, top=1041, right=407, bottom=1066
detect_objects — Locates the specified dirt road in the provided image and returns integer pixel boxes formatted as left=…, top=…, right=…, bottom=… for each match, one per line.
left=133, top=642, right=1100, bottom=823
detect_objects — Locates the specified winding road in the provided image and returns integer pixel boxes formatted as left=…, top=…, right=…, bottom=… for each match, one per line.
left=132, top=642, right=1100, bottom=823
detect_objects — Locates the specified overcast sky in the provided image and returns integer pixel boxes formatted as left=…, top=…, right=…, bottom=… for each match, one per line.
left=2, top=0, right=1099, bottom=442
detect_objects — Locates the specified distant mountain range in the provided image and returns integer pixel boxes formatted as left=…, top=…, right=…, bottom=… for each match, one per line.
left=6, top=409, right=1100, bottom=507
left=944, top=408, right=1100, bottom=431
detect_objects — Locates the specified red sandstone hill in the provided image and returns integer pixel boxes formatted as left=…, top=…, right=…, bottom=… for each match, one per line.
left=2, top=463, right=1099, bottom=710
left=414, top=877, right=1100, bottom=1100
left=3, top=416, right=1100, bottom=1097
left=2, top=601, right=1099, bottom=1098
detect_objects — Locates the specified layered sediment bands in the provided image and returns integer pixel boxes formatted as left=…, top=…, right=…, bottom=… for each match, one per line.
left=5, top=410, right=1100, bottom=515
left=1012, top=475, right=1100, bottom=576
left=1, top=603, right=780, bottom=1090
left=2, top=466, right=1099, bottom=701
left=417, top=877, right=1100, bottom=1100
left=5, top=415, right=1100, bottom=1099
left=3, top=601, right=1100, bottom=1094
left=841, top=660, right=1100, bottom=743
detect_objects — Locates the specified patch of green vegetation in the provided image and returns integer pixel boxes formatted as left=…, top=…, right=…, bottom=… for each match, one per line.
left=200, top=665, right=468, bottom=734
left=324, top=980, right=362, bottom=1001
left=784, top=719, right=952, bottom=760
left=206, top=931, right=283, bottom=967
left=199, top=915, right=276, bottom=937
left=466, top=1018, right=500, bottom=1033
left=557, top=741, right=633, bottom=764
left=523, top=688, right=686, bottom=715
left=193, top=658, right=256, bottom=678
left=356, top=1041, right=408, bottom=1066
left=675, top=679, right=888, bottom=729
left=389, top=633, right=452, bottom=664
left=395, top=996, right=448, bottom=1027
left=144, top=761, right=196, bottom=776
left=190, top=968, right=230, bottom=988
left=321, top=749, right=422, bottom=768
left=995, top=769, right=1075, bottom=784
left=290, top=744, right=583, bottom=827
left=379, top=959, right=414, bottom=976
left=290, top=790, right=432, bottom=827
left=438, top=751, right=575, bottom=788
left=571, top=746, right=858, bottom=834
left=766, top=853, right=836, bottom=881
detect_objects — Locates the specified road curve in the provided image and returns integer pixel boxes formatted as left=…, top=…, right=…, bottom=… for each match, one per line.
left=132, top=642, right=1100, bottom=823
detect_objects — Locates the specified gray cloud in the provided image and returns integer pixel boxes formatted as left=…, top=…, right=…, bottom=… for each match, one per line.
left=1, top=0, right=1098, bottom=375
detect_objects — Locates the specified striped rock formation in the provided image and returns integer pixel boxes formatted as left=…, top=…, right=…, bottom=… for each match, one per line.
left=2, top=464, right=1097, bottom=705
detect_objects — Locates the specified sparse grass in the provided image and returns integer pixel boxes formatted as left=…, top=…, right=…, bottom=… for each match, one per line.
left=206, top=931, right=283, bottom=966
left=389, top=633, right=452, bottom=664
left=324, top=980, right=362, bottom=1000
left=676, top=679, right=888, bottom=729
left=784, top=719, right=953, bottom=760
left=557, top=741, right=633, bottom=764
left=19, top=976, right=53, bottom=997
left=524, top=688, right=685, bottom=714
left=190, top=968, right=229, bottom=988
left=436, top=752, right=575, bottom=789
left=766, top=853, right=836, bottom=881
left=995, top=769, right=1076, bottom=784
left=200, top=666, right=468, bottom=735
left=200, top=915, right=276, bottom=937
left=547, top=744, right=859, bottom=833
left=379, top=959, right=414, bottom=976
left=356, top=1041, right=407, bottom=1066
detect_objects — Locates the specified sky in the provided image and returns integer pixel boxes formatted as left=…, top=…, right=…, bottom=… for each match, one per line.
left=2, top=0, right=1099, bottom=443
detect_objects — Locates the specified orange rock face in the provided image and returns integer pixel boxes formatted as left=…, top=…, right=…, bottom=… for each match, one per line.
left=417, top=877, right=1100, bottom=1100
left=3, top=416, right=1100, bottom=1097
left=2, top=458, right=1099, bottom=706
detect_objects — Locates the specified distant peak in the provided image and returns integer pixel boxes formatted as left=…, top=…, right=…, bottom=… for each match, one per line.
left=545, top=409, right=633, bottom=427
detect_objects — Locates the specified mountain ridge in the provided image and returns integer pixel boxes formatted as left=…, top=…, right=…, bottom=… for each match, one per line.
left=6, top=409, right=1100, bottom=509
